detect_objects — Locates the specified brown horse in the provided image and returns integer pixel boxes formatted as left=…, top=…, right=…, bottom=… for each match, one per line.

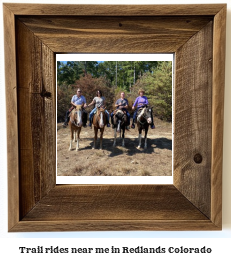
left=68, top=105, right=83, bottom=151
left=136, top=106, right=152, bottom=149
left=92, top=106, right=107, bottom=150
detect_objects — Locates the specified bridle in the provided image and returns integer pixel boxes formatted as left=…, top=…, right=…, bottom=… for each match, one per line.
left=71, top=107, right=82, bottom=127
left=95, top=106, right=106, bottom=127
left=137, top=107, right=151, bottom=125
left=115, top=109, right=126, bottom=119
left=115, top=109, right=126, bottom=125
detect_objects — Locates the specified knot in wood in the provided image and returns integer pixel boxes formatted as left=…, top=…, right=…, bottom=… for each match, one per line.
left=194, top=153, right=202, bottom=164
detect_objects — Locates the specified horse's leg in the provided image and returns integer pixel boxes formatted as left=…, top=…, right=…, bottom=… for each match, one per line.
left=69, top=128, right=73, bottom=151
left=74, top=130, right=77, bottom=142
left=137, top=127, right=142, bottom=149
left=113, top=128, right=117, bottom=147
left=117, top=120, right=121, bottom=133
left=144, top=126, right=148, bottom=149
left=122, top=128, right=125, bottom=147
left=76, top=128, right=80, bottom=151
left=99, top=128, right=104, bottom=150
left=93, top=127, right=97, bottom=149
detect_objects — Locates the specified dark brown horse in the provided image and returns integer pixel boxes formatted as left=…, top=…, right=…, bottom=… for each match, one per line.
left=136, top=106, right=152, bottom=149
left=112, top=109, right=128, bottom=147
left=92, top=106, right=107, bottom=150
left=68, top=105, right=83, bottom=151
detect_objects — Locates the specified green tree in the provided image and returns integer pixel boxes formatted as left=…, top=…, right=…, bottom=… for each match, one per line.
left=132, top=61, right=172, bottom=121
left=57, top=61, right=100, bottom=85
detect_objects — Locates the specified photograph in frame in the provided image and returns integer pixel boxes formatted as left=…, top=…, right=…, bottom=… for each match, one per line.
left=56, top=54, right=174, bottom=185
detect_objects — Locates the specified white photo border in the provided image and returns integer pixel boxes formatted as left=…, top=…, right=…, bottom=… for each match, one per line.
left=56, top=54, right=174, bottom=184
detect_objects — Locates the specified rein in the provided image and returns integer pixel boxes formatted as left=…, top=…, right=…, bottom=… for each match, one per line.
left=71, top=108, right=82, bottom=127
left=95, top=107, right=106, bottom=127
left=115, top=109, right=126, bottom=125
left=137, top=108, right=148, bottom=125
left=137, top=115, right=147, bottom=125
left=137, top=106, right=152, bottom=126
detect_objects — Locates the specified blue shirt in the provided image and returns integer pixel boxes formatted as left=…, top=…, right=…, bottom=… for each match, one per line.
left=71, top=95, right=86, bottom=105
left=116, top=98, right=128, bottom=110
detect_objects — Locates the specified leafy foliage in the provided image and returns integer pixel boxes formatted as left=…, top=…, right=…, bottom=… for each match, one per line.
left=132, top=61, right=172, bottom=121
left=57, top=61, right=172, bottom=122
left=57, top=74, right=115, bottom=122
left=72, top=74, right=115, bottom=111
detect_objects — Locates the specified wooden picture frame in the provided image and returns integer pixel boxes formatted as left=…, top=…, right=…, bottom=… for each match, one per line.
left=4, top=3, right=226, bottom=231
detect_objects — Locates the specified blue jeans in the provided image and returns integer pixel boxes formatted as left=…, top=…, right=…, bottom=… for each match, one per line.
left=133, top=109, right=138, bottom=122
left=89, top=108, right=97, bottom=123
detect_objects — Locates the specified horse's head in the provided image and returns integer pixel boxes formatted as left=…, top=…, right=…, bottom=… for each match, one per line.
left=115, top=109, right=124, bottom=117
left=96, top=106, right=106, bottom=128
left=114, top=109, right=127, bottom=132
left=138, top=106, right=152, bottom=125
left=71, top=105, right=82, bottom=127
left=144, top=107, right=152, bottom=124
left=114, top=109, right=127, bottom=124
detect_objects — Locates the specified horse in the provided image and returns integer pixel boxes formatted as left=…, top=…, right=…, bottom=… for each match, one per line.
left=68, top=105, right=83, bottom=151
left=92, top=106, right=107, bottom=150
left=112, top=109, right=128, bottom=147
left=136, top=106, right=153, bottom=149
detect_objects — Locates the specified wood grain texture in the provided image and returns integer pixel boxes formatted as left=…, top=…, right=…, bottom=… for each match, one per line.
left=3, top=3, right=225, bottom=16
left=3, top=4, right=19, bottom=231
left=4, top=3, right=226, bottom=231
left=18, top=16, right=213, bottom=53
left=22, top=185, right=207, bottom=221
left=13, top=185, right=218, bottom=232
left=211, top=5, right=226, bottom=228
left=16, top=19, right=56, bottom=219
left=11, top=220, right=218, bottom=232
left=174, top=22, right=213, bottom=218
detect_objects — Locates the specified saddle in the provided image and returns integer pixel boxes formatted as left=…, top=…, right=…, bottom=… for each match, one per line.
left=112, top=109, right=125, bottom=115
left=115, top=109, right=124, bottom=115
left=135, top=107, right=145, bottom=123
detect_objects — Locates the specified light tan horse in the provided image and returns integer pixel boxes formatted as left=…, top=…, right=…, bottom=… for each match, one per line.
left=92, top=106, right=107, bottom=150
left=68, top=105, right=83, bottom=151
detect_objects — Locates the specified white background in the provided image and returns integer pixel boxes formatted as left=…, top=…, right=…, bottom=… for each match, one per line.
left=1, top=0, right=231, bottom=260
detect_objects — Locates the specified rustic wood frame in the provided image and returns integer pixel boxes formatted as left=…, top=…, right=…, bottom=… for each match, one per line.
left=4, top=4, right=226, bottom=232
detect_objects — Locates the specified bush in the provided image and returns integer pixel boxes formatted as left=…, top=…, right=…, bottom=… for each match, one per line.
left=131, top=61, right=172, bottom=121
left=57, top=74, right=116, bottom=122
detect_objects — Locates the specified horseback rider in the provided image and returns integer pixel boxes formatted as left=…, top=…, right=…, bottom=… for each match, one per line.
left=131, top=88, right=155, bottom=129
left=62, top=88, right=87, bottom=127
left=111, top=91, right=130, bottom=130
left=87, top=90, right=110, bottom=127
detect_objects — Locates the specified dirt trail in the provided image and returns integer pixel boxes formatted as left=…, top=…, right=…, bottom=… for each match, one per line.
left=57, top=118, right=172, bottom=176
